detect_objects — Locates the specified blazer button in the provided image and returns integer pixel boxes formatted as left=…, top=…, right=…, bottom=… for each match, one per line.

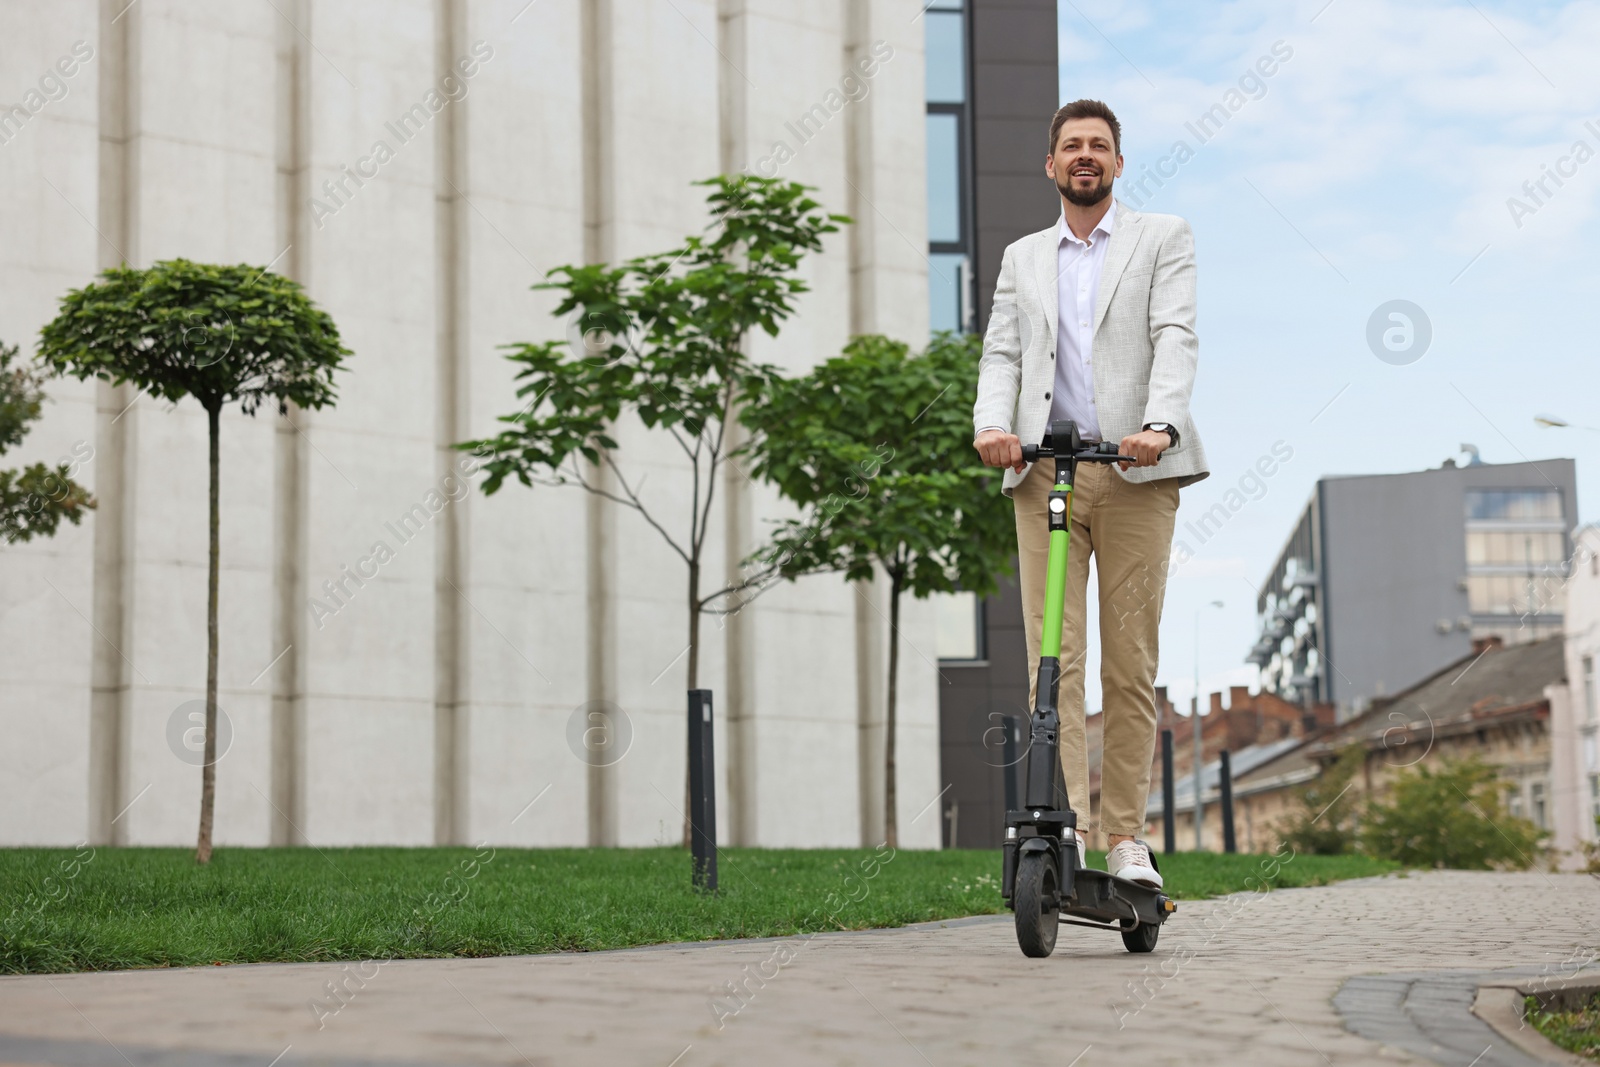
left=1044, top=392, right=1051, bottom=400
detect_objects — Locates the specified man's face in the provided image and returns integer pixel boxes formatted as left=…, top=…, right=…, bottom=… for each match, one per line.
left=1047, top=118, right=1122, bottom=207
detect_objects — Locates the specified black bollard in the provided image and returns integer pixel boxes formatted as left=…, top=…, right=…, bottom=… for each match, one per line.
left=687, top=689, right=718, bottom=891
left=1161, top=729, right=1175, bottom=855
left=1219, top=748, right=1237, bottom=854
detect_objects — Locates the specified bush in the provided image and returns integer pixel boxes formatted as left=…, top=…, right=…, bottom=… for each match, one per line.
left=1359, top=756, right=1545, bottom=870
left=1275, top=745, right=1365, bottom=855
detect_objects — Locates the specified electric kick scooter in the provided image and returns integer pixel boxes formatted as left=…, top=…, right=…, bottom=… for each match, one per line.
left=1001, top=419, right=1179, bottom=958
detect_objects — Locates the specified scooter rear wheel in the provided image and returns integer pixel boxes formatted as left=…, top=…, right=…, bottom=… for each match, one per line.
left=1120, top=918, right=1159, bottom=953
left=1013, top=851, right=1059, bottom=958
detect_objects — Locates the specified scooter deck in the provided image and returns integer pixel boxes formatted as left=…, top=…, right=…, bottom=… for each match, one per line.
left=1062, top=867, right=1175, bottom=929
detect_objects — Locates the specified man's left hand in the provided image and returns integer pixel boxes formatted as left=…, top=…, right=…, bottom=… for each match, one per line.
left=1118, top=429, right=1172, bottom=469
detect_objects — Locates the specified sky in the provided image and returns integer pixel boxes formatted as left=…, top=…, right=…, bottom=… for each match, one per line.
left=1055, top=0, right=1600, bottom=714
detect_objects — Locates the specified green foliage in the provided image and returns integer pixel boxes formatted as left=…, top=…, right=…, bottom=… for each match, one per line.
left=37, top=258, right=349, bottom=415
left=1359, top=755, right=1545, bottom=869
left=0, top=341, right=94, bottom=544
left=1525, top=991, right=1600, bottom=1059
left=1275, top=745, right=1365, bottom=856
left=461, top=176, right=848, bottom=495
left=737, top=331, right=1014, bottom=598
left=460, top=175, right=848, bottom=703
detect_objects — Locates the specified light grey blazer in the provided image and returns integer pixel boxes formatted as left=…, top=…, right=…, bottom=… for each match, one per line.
left=973, top=200, right=1209, bottom=496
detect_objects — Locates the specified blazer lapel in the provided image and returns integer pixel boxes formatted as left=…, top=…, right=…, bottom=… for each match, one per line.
left=1092, top=202, right=1144, bottom=334
left=1033, top=226, right=1059, bottom=350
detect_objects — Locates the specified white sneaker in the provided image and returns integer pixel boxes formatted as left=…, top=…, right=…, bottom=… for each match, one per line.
left=1107, top=839, right=1163, bottom=889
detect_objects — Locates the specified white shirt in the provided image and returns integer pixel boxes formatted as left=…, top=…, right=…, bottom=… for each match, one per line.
left=1050, top=199, right=1115, bottom=441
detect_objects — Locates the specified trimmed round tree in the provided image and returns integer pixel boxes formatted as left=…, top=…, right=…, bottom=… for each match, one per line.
left=39, top=259, right=350, bottom=863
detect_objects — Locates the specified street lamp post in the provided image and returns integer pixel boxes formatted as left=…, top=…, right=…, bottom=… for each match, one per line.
left=1193, top=599, right=1224, bottom=850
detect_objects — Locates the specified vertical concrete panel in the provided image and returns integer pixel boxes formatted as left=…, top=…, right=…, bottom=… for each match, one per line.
left=296, top=0, right=438, bottom=844
left=455, top=0, right=590, bottom=847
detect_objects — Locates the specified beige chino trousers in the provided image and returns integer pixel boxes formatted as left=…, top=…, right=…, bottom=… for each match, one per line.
left=1015, top=459, right=1180, bottom=838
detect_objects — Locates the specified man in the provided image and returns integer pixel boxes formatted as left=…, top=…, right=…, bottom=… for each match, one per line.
left=973, top=99, right=1208, bottom=888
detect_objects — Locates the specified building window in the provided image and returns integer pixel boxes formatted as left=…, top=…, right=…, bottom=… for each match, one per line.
left=1463, top=488, right=1567, bottom=637
left=935, top=590, right=984, bottom=662
left=1465, top=529, right=1565, bottom=566
left=1507, top=784, right=1524, bottom=820
left=1530, top=780, right=1547, bottom=830
left=1466, top=489, right=1563, bottom=521
left=924, top=0, right=973, bottom=336
left=926, top=112, right=963, bottom=245
left=929, top=252, right=969, bottom=335
left=1590, top=774, right=1600, bottom=833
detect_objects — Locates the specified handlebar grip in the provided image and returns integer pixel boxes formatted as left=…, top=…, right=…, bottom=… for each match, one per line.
left=1021, top=444, right=1040, bottom=463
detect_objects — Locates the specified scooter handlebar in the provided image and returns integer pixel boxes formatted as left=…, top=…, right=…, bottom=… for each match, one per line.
left=1021, top=439, right=1136, bottom=464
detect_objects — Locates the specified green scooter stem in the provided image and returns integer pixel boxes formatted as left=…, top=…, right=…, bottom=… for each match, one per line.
left=1039, top=476, right=1073, bottom=659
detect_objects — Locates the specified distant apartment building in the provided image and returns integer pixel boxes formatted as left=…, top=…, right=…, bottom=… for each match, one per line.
left=1247, top=457, right=1579, bottom=717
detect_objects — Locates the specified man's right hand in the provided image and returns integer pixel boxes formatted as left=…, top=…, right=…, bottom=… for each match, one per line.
left=974, top=429, right=1025, bottom=473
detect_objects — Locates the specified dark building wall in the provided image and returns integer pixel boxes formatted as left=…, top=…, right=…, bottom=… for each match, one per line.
left=939, top=571, right=1030, bottom=847
left=970, top=0, right=1060, bottom=330
left=1319, top=458, right=1577, bottom=708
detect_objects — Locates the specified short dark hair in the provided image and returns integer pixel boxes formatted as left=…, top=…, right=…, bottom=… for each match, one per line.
left=1049, top=99, right=1121, bottom=157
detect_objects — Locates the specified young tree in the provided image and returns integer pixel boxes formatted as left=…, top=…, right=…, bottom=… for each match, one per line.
left=461, top=176, right=845, bottom=803
left=38, top=259, right=350, bottom=863
left=1359, top=755, right=1545, bottom=869
left=738, top=332, right=1015, bottom=846
left=1, top=340, right=94, bottom=544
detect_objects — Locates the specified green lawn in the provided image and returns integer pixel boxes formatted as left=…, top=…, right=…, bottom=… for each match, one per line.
left=1527, top=992, right=1600, bottom=1060
left=1, top=846, right=1396, bottom=974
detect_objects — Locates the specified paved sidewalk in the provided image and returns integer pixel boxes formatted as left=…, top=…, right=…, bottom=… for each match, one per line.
left=2, top=869, right=1597, bottom=1067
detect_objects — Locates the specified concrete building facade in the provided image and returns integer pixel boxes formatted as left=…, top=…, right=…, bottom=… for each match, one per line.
left=0, top=0, right=949, bottom=849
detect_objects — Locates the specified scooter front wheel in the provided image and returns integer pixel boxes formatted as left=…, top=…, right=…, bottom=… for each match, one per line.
left=1013, top=851, right=1059, bottom=957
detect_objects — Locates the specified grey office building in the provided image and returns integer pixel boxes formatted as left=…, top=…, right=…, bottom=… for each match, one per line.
left=1247, top=457, right=1579, bottom=717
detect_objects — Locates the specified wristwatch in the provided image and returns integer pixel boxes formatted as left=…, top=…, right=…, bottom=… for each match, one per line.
left=1143, top=422, right=1179, bottom=448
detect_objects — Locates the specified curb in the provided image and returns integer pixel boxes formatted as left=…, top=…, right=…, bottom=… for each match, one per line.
left=1474, top=974, right=1600, bottom=1066
left=1336, top=966, right=1600, bottom=1067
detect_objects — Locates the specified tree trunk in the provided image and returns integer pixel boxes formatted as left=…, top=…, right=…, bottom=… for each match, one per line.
left=682, top=559, right=702, bottom=847
left=196, top=402, right=221, bottom=864
left=884, top=568, right=902, bottom=849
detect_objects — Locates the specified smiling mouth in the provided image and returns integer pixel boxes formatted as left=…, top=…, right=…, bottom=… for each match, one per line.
left=1072, top=167, right=1099, bottom=179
